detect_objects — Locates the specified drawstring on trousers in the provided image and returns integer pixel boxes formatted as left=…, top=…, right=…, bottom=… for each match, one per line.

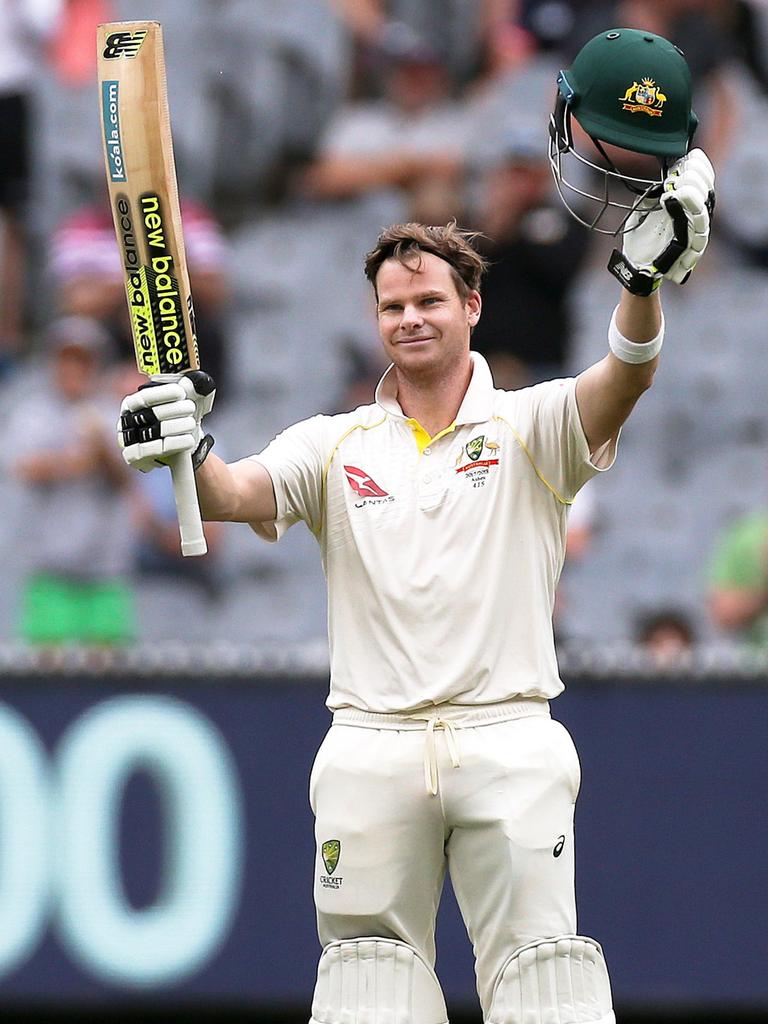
left=332, top=696, right=551, bottom=797
left=423, top=717, right=461, bottom=796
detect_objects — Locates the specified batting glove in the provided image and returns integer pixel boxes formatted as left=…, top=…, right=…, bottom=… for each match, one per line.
left=608, top=148, right=715, bottom=296
left=118, top=370, right=216, bottom=473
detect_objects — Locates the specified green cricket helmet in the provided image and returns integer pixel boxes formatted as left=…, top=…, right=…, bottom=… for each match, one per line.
left=549, top=28, right=699, bottom=234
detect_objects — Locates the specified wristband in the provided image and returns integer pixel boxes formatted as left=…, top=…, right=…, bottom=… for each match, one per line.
left=607, top=250, right=662, bottom=296
left=608, top=305, right=664, bottom=364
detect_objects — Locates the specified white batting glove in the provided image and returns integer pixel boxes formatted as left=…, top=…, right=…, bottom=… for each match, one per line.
left=609, top=148, right=715, bottom=295
left=118, top=370, right=216, bottom=472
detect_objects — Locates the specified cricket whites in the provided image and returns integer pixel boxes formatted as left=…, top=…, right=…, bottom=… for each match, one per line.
left=97, top=21, right=207, bottom=555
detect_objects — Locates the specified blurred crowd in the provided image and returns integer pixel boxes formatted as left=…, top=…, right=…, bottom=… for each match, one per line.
left=1, top=0, right=768, bottom=664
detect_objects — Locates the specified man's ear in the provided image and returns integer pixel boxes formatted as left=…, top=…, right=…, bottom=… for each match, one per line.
left=467, top=290, right=481, bottom=325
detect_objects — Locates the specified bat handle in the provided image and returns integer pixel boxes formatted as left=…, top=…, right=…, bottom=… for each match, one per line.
left=169, top=450, right=208, bottom=556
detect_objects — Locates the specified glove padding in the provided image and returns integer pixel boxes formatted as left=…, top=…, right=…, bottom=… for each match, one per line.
left=609, top=148, right=715, bottom=295
left=118, top=370, right=216, bottom=473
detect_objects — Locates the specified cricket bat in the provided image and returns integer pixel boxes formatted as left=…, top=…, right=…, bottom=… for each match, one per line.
left=97, top=21, right=206, bottom=556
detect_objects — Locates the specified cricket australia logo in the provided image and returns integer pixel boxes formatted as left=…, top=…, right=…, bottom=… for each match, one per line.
left=456, top=435, right=500, bottom=487
left=102, top=30, right=148, bottom=59
left=619, top=77, right=667, bottom=117
left=320, top=840, right=342, bottom=890
left=466, top=435, right=485, bottom=462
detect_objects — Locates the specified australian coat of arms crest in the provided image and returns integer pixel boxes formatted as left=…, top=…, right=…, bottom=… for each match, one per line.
left=619, top=77, right=667, bottom=116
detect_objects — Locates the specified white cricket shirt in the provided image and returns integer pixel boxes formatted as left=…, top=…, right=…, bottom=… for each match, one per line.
left=251, top=353, right=617, bottom=712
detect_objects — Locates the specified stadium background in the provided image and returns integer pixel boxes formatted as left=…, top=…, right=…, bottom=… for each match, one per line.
left=0, top=0, right=767, bottom=1021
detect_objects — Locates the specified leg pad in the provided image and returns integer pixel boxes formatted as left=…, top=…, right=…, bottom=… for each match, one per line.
left=488, top=934, right=615, bottom=1024
left=310, top=936, right=449, bottom=1024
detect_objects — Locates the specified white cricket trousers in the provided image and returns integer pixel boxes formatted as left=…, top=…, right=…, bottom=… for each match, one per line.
left=310, top=698, right=581, bottom=1016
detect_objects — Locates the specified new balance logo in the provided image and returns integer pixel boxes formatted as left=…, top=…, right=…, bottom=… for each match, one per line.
left=344, top=465, right=388, bottom=498
left=102, top=30, right=147, bottom=59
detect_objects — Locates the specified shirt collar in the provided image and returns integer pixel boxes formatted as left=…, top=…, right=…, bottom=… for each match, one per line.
left=374, top=351, right=496, bottom=426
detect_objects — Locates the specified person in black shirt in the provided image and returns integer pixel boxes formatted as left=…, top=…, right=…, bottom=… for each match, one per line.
left=470, top=129, right=592, bottom=387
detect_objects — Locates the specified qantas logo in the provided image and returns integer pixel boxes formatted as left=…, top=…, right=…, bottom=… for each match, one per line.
left=343, top=465, right=388, bottom=498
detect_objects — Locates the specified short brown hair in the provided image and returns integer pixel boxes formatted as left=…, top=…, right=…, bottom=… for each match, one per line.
left=364, top=221, right=487, bottom=299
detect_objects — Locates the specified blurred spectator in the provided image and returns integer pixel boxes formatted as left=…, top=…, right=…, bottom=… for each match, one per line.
left=635, top=607, right=696, bottom=667
left=329, top=0, right=494, bottom=87
left=469, top=127, right=591, bottom=386
left=463, top=13, right=560, bottom=166
left=707, top=511, right=768, bottom=646
left=6, top=316, right=135, bottom=648
left=0, top=0, right=62, bottom=372
left=204, top=0, right=349, bottom=216
left=710, top=2, right=768, bottom=272
left=707, top=0, right=768, bottom=96
left=334, top=341, right=389, bottom=412
left=516, top=0, right=577, bottom=52
left=49, top=0, right=113, bottom=87
left=49, top=186, right=232, bottom=388
left=302, top=25, right=468, bottom=224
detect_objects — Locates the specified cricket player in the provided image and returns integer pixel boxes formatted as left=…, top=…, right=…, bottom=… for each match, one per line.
left=117, top=29, right=714, bottom=1024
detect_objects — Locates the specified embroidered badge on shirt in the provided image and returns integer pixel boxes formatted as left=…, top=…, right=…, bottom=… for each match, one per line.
left=455, top=436, right=501, bottom=487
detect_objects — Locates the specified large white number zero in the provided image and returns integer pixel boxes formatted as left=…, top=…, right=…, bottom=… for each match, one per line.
left=53, top=695, right=243, bottom=986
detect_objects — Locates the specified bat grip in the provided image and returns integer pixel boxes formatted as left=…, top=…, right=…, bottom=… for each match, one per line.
left=169, top=450, right=207, bottom=556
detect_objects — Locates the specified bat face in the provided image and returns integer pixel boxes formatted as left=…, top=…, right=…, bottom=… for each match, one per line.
left=110, top=189, right=196, bottom=376
left=97, top=22, right=199, bottom=378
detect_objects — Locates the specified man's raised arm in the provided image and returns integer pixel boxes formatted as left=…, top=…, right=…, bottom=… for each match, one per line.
left=575, top=290, right=662, bottom=454
left=575, top=147, right=715, bottom=454
left=117, top=371, right=277, bottom=528
left=195, top=453, right=277, bottom=525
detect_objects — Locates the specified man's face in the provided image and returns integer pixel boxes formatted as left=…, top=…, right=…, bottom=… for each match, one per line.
left=375, top=252, right=480, bottom=378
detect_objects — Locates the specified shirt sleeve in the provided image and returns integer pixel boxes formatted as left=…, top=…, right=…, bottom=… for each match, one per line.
left=504, top=377, right=618, bottom=503
left=246, top=416, right=327, bottom=541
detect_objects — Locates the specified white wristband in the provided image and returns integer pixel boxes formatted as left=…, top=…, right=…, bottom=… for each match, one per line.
left=608, top=305, right=664, bottom=363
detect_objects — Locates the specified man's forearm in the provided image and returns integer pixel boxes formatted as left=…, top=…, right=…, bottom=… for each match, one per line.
left=575, top=290, right=662, bottom=452
left=195, top=452, right=242, bottom=521
left=195, top=452, right=278, bottom=525
left=616, top=289, right=662, bottom=342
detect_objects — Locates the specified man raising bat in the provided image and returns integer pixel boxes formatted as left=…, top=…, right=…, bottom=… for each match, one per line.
left=117, top=27, right=713, bottom=1024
